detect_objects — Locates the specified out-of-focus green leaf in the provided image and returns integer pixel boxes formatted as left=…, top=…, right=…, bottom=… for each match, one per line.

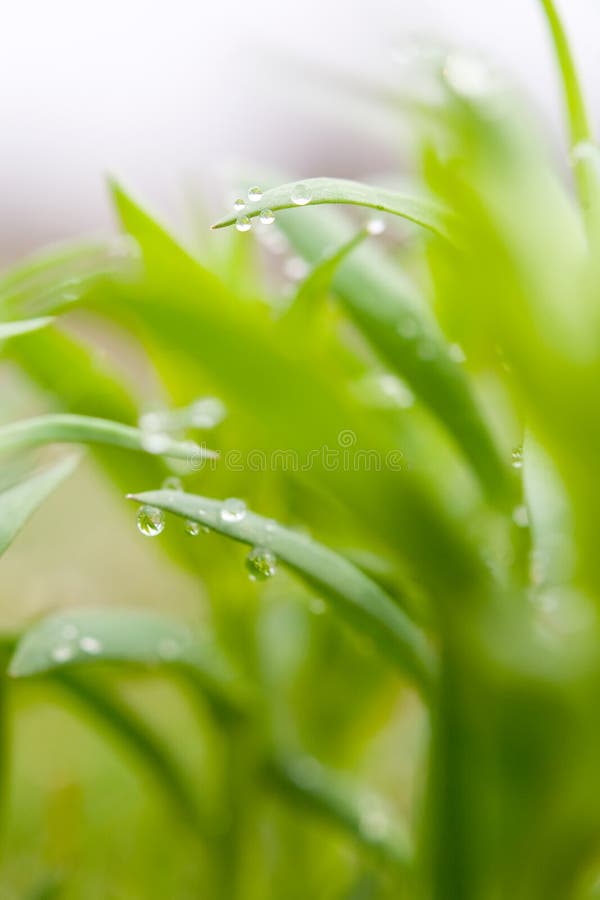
left=275, top=205, right=512, bottom=507
left=0, top=317, right=54, bottom=342
left=104, top=184, right=489, bottom=600
left=9, top=608, right=244, bottom=717
left=212, top=178, right=455, bottom=242
left=264, top=752, right=411, bottom=869
left=126, top=490, right=436, bottom=693
left=0, top=456, right=79, bottom=558
left=50, top=669, right=206, bottom=831
left=0, top=414, right=216, bottom=462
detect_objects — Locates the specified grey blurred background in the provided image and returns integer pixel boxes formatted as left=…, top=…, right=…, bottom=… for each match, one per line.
left=1, top=0, right=598, bottom=260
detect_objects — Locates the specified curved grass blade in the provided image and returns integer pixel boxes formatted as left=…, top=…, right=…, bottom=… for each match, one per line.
left=276, top=204, right=513, bottom=506
left=283, top=228, right=369, bottom=332
left=264, top=753, right=411, bottom=869
left=126, top=491, right=436, bottom=694
left=0, top=414, right=217, bottom=462
left=212, top=177, right=455, bottom=242
left=49, top=669, right=205, bottom=831
left=537, top=0, right=599, bottom=215
left=0, top=317, right=54, bottom=342
left=0, top=239, right=139, bottom=319
left=8, top=608, right=246, bottom=718
left=0, top=456, right=79, bottom=558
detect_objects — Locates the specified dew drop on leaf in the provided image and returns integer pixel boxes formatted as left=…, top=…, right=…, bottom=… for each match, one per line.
left=512, top=504, right=529, bottom=528
left=51, top=645, right=75, bottom=664
left=247, top=186, right=263, bottom=203
left=290, top=183, right=312, bottom=206
left=259, top=209, right=275, bottom=225
left=245, top=546, right=277, bottom=581
left=184, top=519, right=200, bottom=536
left=236, top=216, right=252, bottom=233
left=61, top=624, right=79, bottom=640
left=220, top=498, right=247, bottom=524
left=359, top=804, right=390, bottom=841
left=162, top=476, right=183, bottom=492
left=233, top=198, right=246, bottom=212
left=137, top=505, right=165, bottom=537
left=80, top=636, right=102, bottom=655
left=141, top=432, right=170, bottom=454
left=511, top=446, right=523, bottom=470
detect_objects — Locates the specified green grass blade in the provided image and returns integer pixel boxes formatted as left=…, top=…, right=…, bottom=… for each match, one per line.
left=277, top=205, right=513, bottom=506
left=0, top=456, right=79, bottom=557
left=0, top=239, right=138, bottom=319
left=0, top=317, right=54, bottom=342
left=0, top=414, right=216, bottom=462
left=264, top=753, right=411, bottom=869
left=537, top=0, right=599, bottom=212
left=49, top=669, right=205, bottom=831
left=126, top=491, right=436, bottom=694
left=283, top=228, right=369, bottom=331
left=9, top=608, right=246, bottom=717
left=212, top=177, right=455, bottom=242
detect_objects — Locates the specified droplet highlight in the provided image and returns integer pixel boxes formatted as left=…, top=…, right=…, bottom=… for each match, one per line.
left=245, top=546, right=277, bottom=581
left=511, top=446, right=523, bottom=470
left=162, top=476, right=183, bottom=492
left=137, top=505, right=165, bottom=537
left=80, top=636, right=102, bottom=655
left=290, top=183, right=312, bottom=206
left=219, top=498, right=247, bottom=524
left=235, top=216, right=252, bottom=233
left=366, top=218, right=386, bottom=236
left=259, top=209, right=275, bottom=225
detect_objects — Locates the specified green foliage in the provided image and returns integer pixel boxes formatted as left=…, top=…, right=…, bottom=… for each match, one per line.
left=1, top=1, right=600, bottom=897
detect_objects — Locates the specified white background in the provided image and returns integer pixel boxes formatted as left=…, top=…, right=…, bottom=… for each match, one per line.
left=0, top=0, right=598, bottom=258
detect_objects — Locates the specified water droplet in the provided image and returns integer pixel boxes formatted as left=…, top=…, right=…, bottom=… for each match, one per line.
left=235, top=216, right=252, bottom=233
left=137, top=505, right=165, bottom=537
left=158, top=636, right=181, bottom=660
left=259, top=209, right=275, bottom=225
left=61, top=624, right=79, bottom=640
left=51, top=645, right=74, bottom=664
left=366, top=218, right=386, bottom=236
left=397, top=319, right=419, bottom=339
left=443, top=52, right=497, bottom=100
left=219, top=498, right=247, bottom=524
left=511, top=446, right=523, bottom=470
left=377, top=374, right=415, bottom=408
left=309, top=598, right=326, bottom=615
left=233, top=198, right=246, bottom=212
left=359, top=805, right=390, bottom=841
left=247, top=186, right=263, bottom=203
left=570, top=141, right=599, bottom=167
left=141, top=431, right=171, bottom=454
left=448, top=343, right=466, bottom=363
left=245, top=546, right=277, bottom=581
left=290, top=183, right=312, bottom=206
left=162, top=476, right=183, bottom=492
left=184, top=519, right=200, bottom=536
left=80, top=636, right=102, bottom=655
left=139, top=411, right=162, bottom=433
left=190, top=397, right=227, bottom=428
left=512, top=504, right=529, bottom=528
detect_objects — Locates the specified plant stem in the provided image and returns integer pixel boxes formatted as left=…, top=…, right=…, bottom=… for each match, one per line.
left=537, top=0, right=598, bottom=215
